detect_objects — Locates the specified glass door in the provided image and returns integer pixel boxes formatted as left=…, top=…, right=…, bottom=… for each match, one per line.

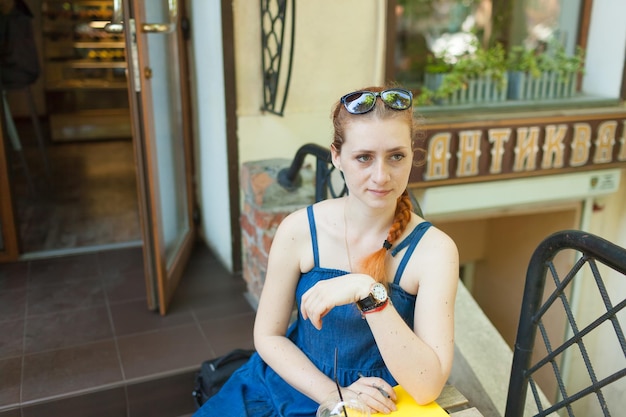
left=0, top=125, right=19, bottom=262
left=115, top=0, right=195, bottom=314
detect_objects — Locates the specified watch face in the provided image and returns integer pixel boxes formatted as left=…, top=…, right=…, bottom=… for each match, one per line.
left=371, top=283, right=387, bottom=302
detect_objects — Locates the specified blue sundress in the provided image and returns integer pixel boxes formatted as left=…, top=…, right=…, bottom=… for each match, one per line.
left=193, top=205, right=432, bottom=417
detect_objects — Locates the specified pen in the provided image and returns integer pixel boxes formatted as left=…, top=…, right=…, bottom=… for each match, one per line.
left=357, top=372, right=391, bottom=399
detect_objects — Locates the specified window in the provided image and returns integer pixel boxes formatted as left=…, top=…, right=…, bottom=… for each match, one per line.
left=389, top=0, right=625, bottom=109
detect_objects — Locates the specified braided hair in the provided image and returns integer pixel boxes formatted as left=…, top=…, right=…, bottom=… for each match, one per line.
left=358, top=190, right=413, bottom=284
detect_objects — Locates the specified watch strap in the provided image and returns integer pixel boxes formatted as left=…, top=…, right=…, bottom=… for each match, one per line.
left=356, top=294, right=377, bottom=311
left=356, top=282, right=388, bottom=311
left=361, top=299, right=389, bottom=315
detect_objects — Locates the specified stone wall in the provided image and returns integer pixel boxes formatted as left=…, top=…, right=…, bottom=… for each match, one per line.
left=240, top=159, right=316, bottom=305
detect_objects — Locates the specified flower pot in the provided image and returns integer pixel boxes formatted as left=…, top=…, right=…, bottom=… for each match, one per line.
left=507, top=70, right=577, bottom=100
left=424, top=72, right=508, bottom=105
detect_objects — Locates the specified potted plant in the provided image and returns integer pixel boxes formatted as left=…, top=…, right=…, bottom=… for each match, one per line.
left=419, top=41, right=508, bottom=106
left=507, top=43, right=585, bottom=100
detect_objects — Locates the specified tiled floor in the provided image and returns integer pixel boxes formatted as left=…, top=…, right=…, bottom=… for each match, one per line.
left=2, top=107, right=253, bottom=416
left=0, top=243, right=256, bottom=417
left=8, top=119, right=142, bottom=253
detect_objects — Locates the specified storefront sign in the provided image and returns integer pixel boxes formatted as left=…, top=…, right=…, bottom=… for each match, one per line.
left=410, top=112, right=626, bottom=187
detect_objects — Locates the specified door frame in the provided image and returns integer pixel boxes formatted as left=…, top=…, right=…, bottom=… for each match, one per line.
left=125, top=0, right=196, bottom=314
left=219, top=0, right=242, bottom=273
left=0, top=126, right=19, bottom=262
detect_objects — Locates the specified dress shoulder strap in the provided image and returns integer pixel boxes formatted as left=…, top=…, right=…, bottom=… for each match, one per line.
left=391, top=221, right=432, bottom=285
left=306, top=206, right=320, bottom=267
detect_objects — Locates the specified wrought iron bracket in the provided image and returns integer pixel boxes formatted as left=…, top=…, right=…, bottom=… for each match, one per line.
left=260, top=0, right=295, bottom=116
left=277, top=143, right=347, bottom=202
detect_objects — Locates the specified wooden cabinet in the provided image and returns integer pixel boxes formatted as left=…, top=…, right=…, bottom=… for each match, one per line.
left=42, top=0, right=131, bottom=141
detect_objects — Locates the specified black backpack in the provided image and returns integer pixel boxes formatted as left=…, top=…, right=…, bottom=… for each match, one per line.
left=0, top=0, right=40, bottom=89
left=192, top=348, right=255, bottom=408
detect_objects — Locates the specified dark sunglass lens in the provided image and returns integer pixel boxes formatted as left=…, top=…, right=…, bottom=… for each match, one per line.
left=381, top=89, right=412, bottom=109
left=343, top=92, right=376, bottom=114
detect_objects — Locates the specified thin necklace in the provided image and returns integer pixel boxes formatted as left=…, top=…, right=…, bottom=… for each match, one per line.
left=343, top=200, right=354, bottom=272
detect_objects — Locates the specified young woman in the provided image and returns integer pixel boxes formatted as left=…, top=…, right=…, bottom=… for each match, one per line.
left=194, top=86, right=459, bottom=416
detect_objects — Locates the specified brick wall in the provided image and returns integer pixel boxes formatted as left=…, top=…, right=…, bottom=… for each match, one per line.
left=240, top=159, right=316, bottom=306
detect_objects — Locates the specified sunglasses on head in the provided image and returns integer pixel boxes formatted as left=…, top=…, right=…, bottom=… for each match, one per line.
left=340, top=88, right=413, bottom=115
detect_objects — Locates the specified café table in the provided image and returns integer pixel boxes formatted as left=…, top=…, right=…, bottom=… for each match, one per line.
left=436, top=385, right=484, bottom=416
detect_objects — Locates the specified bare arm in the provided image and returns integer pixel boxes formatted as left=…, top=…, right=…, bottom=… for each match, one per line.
left=252, top=209, right=339, bottom=403
left=369, top=228, right=459, bottom=404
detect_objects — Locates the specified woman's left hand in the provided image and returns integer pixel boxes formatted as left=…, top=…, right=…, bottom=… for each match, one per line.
left=300, top=273, right=374, bottom=330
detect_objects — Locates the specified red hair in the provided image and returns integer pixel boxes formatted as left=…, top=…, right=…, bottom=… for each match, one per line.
left=358, top=190, right=413, bottom=284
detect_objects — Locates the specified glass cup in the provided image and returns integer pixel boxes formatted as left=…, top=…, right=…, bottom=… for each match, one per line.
left=316, top=390, right=370, bottom=417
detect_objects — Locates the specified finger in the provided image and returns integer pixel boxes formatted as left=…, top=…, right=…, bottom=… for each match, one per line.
left=355, top=392, right=375, bottom=415
left=364, top=378, right=396, bottom=401
left=300, top=307, right=320, bottom=329
left=360, top=389, right=395, bottom=414
left=374, top=384, right=390, bottom=399
left=364, top=384, right=396, bottom=413
left=311, top=317, right=322, bottom=330
left=300, top=305, right=308, bottom=320
left=356, top=377, right=396, bottom=401
left=373, top=382, right=398, bottom=401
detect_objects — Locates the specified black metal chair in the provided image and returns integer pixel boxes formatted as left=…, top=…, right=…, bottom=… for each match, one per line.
left=505, top=230, right=626, bottom=417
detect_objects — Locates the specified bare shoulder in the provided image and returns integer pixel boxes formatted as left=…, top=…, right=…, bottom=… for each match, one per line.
left=272, top=206, right=310, bottom=243
left=398, top=217, right=459, bottom=292
left=265, top=206, right=312, bottom=279
left=420, top=224, right=459, bottom=282
left=422, top=223, right=458, bottom=257
left=271, top=199, right=341, bottom=251
left=418, top=222, right=459, bottom=271
left=269, top=200, right=342, bottom=273
left=275, top=199, right=340, bottom=231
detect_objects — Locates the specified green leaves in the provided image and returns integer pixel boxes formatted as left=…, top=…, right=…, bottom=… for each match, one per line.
left=417, top=41, right=586, bottom=105
left=507, top=43, right=585, bottom=79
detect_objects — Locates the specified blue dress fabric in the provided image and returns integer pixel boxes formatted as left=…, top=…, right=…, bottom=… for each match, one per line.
left=193, top=206, right=432, bottom=417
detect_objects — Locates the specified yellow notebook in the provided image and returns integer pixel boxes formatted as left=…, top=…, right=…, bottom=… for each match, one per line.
left=371, top=386, right=449, bottom=417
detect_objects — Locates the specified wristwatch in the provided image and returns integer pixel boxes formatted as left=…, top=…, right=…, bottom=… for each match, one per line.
left=356, top=282, right=389, bottom=313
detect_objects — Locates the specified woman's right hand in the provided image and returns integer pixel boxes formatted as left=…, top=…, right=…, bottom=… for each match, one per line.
left=300, top=273, right=375, bottom=330
left=347, top=376, right=397, bottom=414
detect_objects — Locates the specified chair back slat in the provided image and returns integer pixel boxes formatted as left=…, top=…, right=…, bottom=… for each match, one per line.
left=505, top=230, right=626, bottom=417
